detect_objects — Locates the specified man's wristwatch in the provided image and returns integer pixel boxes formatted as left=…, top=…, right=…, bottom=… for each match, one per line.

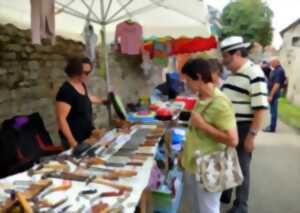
left=248, top=128, right=258, bottom=137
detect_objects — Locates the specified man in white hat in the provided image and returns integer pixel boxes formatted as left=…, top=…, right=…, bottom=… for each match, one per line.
left=220, top=36, right=269, bottom=213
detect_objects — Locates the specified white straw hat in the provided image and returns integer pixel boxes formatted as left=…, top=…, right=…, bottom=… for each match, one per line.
left=220, top=36, right=251, bottom=52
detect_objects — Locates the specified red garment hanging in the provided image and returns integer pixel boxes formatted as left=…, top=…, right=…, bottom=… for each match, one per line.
left=171, top=36, right=217, bottom=55
left=143, top=36, right=218, bottom=56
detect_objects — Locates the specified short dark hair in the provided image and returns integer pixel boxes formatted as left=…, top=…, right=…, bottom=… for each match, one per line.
left=65, top=57, right=93, bottom=77
left=208, top=58, right=223, bottom=76
left=65, top=57, right=83, bottom=77
left=182, top=58, right=212, bottom=83
left=81, top=57, right=93, bottom=68
left=228, top=47, right=248, bottom=57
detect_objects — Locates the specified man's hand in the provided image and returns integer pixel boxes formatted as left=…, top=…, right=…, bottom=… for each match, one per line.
left=190, top=111, right=206, bottom=130
left=102, top=99, right=111, bottom=106
left=268, top=96, right=273, bottom=103
left=244, top=134, right=255, bottom=152
left=68, top=139, right=78, bottom=149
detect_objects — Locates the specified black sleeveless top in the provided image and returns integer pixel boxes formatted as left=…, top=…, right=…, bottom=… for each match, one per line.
left=56, top=81, right=93, bottom=143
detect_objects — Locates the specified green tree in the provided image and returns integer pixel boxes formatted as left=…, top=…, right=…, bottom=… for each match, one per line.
left=220, top=0, right=273, bottom=47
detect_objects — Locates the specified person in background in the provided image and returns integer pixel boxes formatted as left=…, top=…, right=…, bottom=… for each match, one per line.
left=151, top=72, right=184, bottom=101
left=264, top=57, right=286, bottom=132
left=55, top=57, right=108, bottom=149
left=260, top=60, right=271, bottom=79
left=181, top=58, right=238, bottom=213
left=220, top=36, right=268, bottom=213
left=208, top=58, right=224, bottom=87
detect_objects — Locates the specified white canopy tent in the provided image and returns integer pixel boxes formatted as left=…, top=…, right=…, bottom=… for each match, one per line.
left=0, top=0, right=211, bottom=123
left=0, top=0, right=211, bottom=88
left=0, top=1, right=210, bottom=40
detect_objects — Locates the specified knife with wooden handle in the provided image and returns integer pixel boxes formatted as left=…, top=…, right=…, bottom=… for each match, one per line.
left=16, top=192, right=33, bottom=213
left=94, top=177, right=132, bottom=192
left=43, top=172, right=132, bottom=192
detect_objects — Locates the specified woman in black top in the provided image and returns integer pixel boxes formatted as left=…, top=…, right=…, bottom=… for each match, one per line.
left=56, top=57, right=106, bottom=149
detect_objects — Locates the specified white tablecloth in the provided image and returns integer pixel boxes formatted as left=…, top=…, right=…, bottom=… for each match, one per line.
left=0, top=125, right=158, bottom=212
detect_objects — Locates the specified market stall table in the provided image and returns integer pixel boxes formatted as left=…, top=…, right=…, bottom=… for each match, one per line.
left=0, top=124, right=162, bottom=213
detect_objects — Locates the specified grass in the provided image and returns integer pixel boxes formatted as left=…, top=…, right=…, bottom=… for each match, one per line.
left=278, top=97, right=300, bottom=129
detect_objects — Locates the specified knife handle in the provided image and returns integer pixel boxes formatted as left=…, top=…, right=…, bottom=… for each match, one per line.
left=100, top=190, right=123, bottom=197
left=114, top=170, right=137, bottom=177
left=95, top=178, right=132, bottom=192
left=49, top=181, right=72, bottom=193
left=16, top=192, right=33, bottom=213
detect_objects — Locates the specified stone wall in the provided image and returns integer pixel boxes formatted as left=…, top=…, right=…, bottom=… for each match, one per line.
left=0, top=23, right=153, bottom=142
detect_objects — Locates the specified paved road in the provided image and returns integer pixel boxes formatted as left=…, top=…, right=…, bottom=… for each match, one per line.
left=179, top=120, right=300, bottom=213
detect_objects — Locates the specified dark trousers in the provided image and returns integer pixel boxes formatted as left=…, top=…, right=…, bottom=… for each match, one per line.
left=60, top=137, right=70, bottom=150
left=221, top=122, right=252, bottom=213
left=270, top=97, right=279, bottom=131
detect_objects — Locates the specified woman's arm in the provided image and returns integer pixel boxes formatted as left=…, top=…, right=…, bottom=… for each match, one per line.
left=55, top=101, right=78, bottom=148
left=89, top=95, right=103, bottom=104
left=190, top=111, right=238, bottom=147
left=89, top=95, right=111, bottom=105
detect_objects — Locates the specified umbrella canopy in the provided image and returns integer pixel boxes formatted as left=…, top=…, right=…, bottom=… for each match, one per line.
left=0, top=0, right=211, bottom=43
left=0, top=0, right=212, bottom=124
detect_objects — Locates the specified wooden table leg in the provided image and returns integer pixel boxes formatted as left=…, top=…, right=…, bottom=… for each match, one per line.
left=140, top=190, right=147, bottom=213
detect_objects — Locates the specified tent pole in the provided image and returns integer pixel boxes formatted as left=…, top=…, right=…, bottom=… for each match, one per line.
left=99, top=0, right=112, bottom=126
left=106, top=0, right=134, bottom=22
left=100, top=24, right=112, bottom=126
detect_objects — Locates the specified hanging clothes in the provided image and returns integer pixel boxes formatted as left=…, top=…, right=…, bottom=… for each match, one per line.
left=152, top=39, right=172, bottom=66
left=83, top=23, right=98, bottom=61
left=141, top=50, right=153, bottom=76
left=115, top=21, right=143, bottom=55
left=176, top=54, right=191, bottom=79
left=171, top=36, right=217, bottom=55
left=144, top=36, right=217, bottom=56
left=31, top=0, right=55, bottom=45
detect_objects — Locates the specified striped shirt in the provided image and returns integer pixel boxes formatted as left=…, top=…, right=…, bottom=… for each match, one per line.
left=222, top=60, right=269, bottom=122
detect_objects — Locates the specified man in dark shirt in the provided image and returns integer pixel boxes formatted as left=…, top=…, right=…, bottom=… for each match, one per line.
left=264, top=57, right=286, bottom=132
left=261, top=60, right=271, bottom=79
left=153, top=72, right=184, bottom=100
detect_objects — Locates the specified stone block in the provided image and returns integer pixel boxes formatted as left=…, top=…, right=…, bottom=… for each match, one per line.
left=50, top=68, right=65, bottom=79
left=3, top=24, right=18, bottom=36
left=0, top=76, right=9, bottom=88
left=35, top=45, right=53, bottom=53
left=0, top=68, right=7, bottom=75
left=18, top=81, right=31, bottom=87
left=25, top=46, right=34, bottom=53
left=0, top=102, right=12, bottom=117
left=5, top=44, right=23, bottom=52
left=20, top=52, right=29, bottom=59
left=6, top=63, right=22, bottom=74
left=29, top=53, right=43, bottom=60
left=50, top=54, right=64, bottom=60
left=0, top=35, right=10, bottom=43
left=2, top=52, right=17, bottom=60
left=10, top=89, right=18, bottom=100
left=52, top=61, right=66, bottom=68
left=7, top=74, right=22, bottom=89
left=0, top=89, right=10, bottom=103
left=28, top=61, right=40, bottom=70
left=29, top=71, right=39, bottom=80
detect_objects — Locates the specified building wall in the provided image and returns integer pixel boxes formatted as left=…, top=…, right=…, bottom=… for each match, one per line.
left=279, top=23, right=300, bottom=107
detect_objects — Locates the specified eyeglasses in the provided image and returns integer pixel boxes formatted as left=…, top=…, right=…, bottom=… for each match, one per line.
left=82, top=70, right=92, bottom=76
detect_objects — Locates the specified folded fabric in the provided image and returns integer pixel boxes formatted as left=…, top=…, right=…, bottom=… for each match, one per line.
left=171, top=36, right=217, bottom=55
left=144, top=36, right=217, bottom=56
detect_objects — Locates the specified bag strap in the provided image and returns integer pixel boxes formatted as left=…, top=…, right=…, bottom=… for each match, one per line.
left=189, top=95, right=223, bottom=130
left=199, top=95, right=227, bottom=115
left=191, top=95, right=231, bottom=155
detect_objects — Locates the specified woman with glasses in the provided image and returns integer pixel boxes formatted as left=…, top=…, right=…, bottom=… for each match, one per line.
left=55, top=57, right=107, bottom=149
